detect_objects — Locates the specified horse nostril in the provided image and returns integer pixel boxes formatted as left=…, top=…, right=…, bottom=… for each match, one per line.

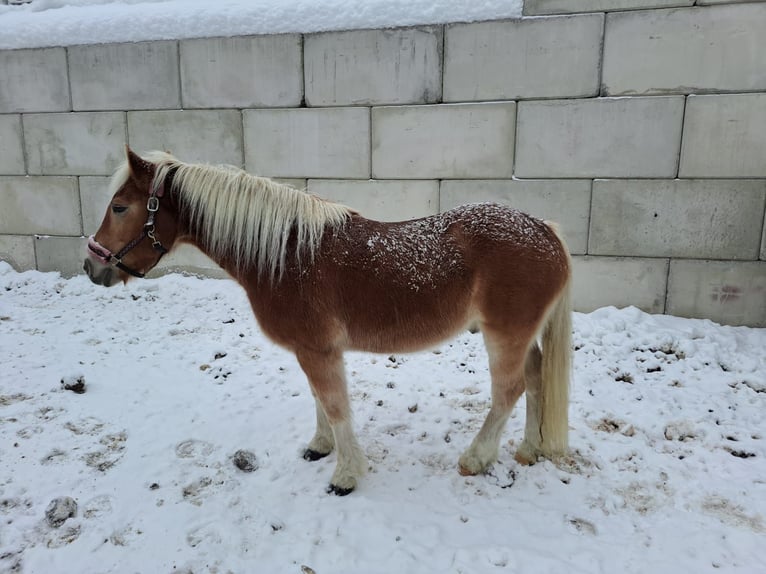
left=83, top=258, right=114, bottom=286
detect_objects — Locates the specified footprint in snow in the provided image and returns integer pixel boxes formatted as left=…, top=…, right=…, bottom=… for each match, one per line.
left=181, top=471, right=239, bottom=506
left=84, top=431, right=127, bottom=472
left=109, top=525, right=143, bottom=546
left=0, top=393, right=32, bottom=406
left=186, top=524, right=223, bottom=548
left=82, top=494, right=114, bottom=519
left=567, top=516, right=598, bottom=535
left=701, top=495, right=765, bottom=532
left=63, top=417, right=105, bottom=436
left=41, top=448, right=68, bottom=465
left=182, top=476, right=216, bottom=506
left=16, top=425, right=44, bottom=439
left=45, top=524, right=82, bottom=548
left=175, top=439, right=215, bottom=461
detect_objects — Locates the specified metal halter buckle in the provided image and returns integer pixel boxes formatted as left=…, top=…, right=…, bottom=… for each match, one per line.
left=147, top=227, right=161, bottom=248
left=147, top=196, right=160, bottom=212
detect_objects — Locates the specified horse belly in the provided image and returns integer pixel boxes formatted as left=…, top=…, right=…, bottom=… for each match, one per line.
left=342, top=278, right=476, bottom=354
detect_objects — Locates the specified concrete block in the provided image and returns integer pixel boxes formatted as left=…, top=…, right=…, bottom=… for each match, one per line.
left=69, top=41, right=180, bottom=111
left=0, top=176, right=81, bottom=235
left=305, top=27, right=441, bottom=106
left=372, top=103, right=516, bottom=179
left=444, top=15, right=602, bottom=101
left=180, top=35, right=302, bottom=108
left=128, top=110, right=244, bottom=167
left=148, top=243, right=229, bottom=280
left=0, top=235, right=36, bottom=271
left=35, top=236, right=87, bottom=278
left=698, top=0, right=765, bottom=5
left=0, top=115, right=24, bottom=174
left=440, top=179, right=591, bottom=254
left=524, top=0, right=693, bottom=15
left=244, top=108, right=370, bottom=178
left=0, top=48, right=70, bottom=113
left=762, top=210, right=766, bottom=261
left=515, top=97, right=684, bottom=178
left=666, top=259, right=766, bottom=327
left=603, top=4, right=766, bottom=96
left=79, top=176, right=112, bottom=235
left=590, top=179, right=765, bottom=260
left=24, top=112, right=126, bottom=176
left=571, top=256, right=669, bottom=314
left=274, top=179, right=307, bottom=190
left=307, top=179, right=439, bottom=222
left=679, top=94, right=766, bottom=178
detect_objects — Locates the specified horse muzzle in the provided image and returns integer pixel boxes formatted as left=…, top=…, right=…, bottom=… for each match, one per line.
left=87, top=235, right=113, bottom=265
left=83, top=256, right=120, bottom=287
left=84, top=237, right=121, bottom=286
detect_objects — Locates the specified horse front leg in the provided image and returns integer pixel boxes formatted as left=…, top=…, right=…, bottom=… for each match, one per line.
left=303, top=393, right=335, bottom=461
left=295, top=347, right=366, bottom=495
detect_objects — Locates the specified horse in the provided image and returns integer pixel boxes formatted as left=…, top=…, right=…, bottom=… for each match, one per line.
left=83, top=146, right=573, bottom=495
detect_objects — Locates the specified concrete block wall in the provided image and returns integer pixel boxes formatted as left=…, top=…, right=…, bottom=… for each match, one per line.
left=1, top=0, right=765, bottom=326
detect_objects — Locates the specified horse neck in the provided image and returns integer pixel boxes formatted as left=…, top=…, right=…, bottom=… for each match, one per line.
left=168, top=166, right=320, bottom=283
left=166, top=161, right=351, bottom=282
left=172, top=192, right=249, bottom=281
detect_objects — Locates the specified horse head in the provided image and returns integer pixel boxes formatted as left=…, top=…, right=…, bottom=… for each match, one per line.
left=83, top=146, right=179, bottom=286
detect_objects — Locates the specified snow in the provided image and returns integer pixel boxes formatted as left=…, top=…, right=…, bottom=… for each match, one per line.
left=1, top=261, right=765, bottom=573
left=0, top=0, right=523, bottom=50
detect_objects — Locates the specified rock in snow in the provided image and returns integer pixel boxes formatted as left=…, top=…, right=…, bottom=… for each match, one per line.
left=231, top=449, right=258, bottom=473
left=45, top=497, right=77, bottom=528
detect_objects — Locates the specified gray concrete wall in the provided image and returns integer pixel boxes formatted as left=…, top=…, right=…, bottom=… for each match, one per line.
left=1, top=0, right=765, bottom=326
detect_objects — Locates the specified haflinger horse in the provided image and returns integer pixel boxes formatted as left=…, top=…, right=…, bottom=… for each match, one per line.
left=84, top=146, right=573, bottom=495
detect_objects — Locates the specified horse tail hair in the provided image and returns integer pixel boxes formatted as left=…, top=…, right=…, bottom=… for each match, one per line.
left=538, top=225, right=572, bottom=458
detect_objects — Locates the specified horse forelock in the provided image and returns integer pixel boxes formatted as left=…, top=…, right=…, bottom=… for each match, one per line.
left=144, top=153, right=351, bottom=281
left=107, top=161, right=131, bottom=198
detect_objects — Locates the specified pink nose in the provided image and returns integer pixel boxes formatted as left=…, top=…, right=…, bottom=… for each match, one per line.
left=87, top=235, right=112, bottom=265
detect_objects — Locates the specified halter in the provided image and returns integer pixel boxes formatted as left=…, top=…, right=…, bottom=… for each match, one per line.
left=87, top=179, right=169, bottom=279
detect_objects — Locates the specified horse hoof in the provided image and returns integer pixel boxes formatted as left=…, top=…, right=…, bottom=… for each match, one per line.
left=303, top=448, right=330, bottom=462
left=327, top=484, right=354, bottom=497
left=457, top=463, right=478, bottom=477
left=514, top=443, right=540, bottom=466
left=514, top=452, right=536, bottom=466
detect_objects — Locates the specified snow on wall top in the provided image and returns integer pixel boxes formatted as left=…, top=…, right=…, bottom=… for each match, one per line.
left=0, top=0, right=523, bottom=50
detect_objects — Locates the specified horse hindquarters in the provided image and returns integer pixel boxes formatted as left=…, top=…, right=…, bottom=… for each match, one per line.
left=459, top=215, right=572, bottom=473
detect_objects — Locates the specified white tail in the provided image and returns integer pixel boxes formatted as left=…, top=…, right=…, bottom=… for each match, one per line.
left=539, top=277, right=572, bottom=456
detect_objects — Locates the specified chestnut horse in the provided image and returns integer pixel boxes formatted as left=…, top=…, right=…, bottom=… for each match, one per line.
left=84, top=147, right=572, bottom=495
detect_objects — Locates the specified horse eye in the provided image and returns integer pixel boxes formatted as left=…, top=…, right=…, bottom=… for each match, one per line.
left=111, top=205, right=128, bottom=214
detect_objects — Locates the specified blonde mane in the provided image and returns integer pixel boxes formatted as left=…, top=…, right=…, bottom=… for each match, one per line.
left=114, top=152, right=352, bottom=280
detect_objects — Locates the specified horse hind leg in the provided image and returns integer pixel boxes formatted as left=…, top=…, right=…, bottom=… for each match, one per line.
left=518, top=284, right=572, bottom=464
left=295, top=347, right=366, bottom=495
left=515, top=343, right=543, bottom=465
left=458, top=330, right=527, bottom=476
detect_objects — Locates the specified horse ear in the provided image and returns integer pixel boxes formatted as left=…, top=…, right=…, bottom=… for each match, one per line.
left=125, top=145, right=155, bottom=182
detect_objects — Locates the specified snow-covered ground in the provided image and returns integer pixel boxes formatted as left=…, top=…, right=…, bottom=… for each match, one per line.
left=0, top=0, right=523, bottom=50
left=1, top=261, right=765, bottom=573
